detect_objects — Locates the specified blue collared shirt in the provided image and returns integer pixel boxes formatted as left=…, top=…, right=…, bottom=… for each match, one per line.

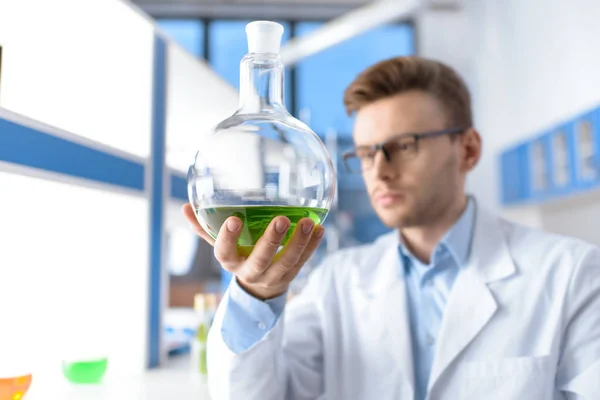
left=219, top=198, right=476, bottom=400
left=220, top=275, right=287, bottom=353
left=400, top=198, right=475, bottom=400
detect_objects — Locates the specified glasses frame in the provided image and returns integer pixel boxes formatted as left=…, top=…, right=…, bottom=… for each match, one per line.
left=341, top=127, right=468, bottom=174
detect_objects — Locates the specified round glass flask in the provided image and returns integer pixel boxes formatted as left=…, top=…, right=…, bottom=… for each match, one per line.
left=187, top=21, right=336, bottom=256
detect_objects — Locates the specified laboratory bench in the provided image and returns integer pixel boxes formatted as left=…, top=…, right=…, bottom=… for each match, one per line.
left=23, top=354, right=210, bottom=400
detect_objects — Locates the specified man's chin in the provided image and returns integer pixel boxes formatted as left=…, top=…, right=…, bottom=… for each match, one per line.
left=374, top=206, right=414, bottom=228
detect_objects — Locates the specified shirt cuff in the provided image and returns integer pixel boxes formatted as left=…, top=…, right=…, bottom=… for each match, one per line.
left=220, top=276, right=288, bottom=354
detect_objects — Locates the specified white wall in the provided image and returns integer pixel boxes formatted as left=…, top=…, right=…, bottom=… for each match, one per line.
left=0, top=167, right=149, bottom=379
left=165, top=43, right=238, bottom=173
left=0, top=0, right=155, bottom=158
left=419, top=0, right=600, bottom=244
left=467, top=0, right=600, bottom=213
left=0, top=0, right=158, bottom=380
left=539, top=190, right=600, bottom=246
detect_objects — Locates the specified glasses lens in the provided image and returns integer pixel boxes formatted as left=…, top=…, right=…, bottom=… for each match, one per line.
left=344, top=153, right=363, bottom=174
left=382, top=136, right=418, bottom=162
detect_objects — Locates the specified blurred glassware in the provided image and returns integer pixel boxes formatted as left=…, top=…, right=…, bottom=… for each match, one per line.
left=0, top=374, right=32, bottom=400
left=62, top=356, right=108, bottom=384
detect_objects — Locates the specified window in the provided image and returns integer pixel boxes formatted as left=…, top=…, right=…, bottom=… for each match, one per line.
left=532, top=140, right=549, bottom=192
left=552, top=131, right=570, bottom=187
left=577, top=119, right=597, bottom=181
left=296, top=22, right=415, bottom=137
left=209, top=20, right=292, bottom=107
left=157, top=19, right=204, bottom=58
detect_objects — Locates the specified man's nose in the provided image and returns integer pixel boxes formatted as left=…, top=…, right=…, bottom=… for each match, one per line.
left=371, top=150, right=396, bottom=180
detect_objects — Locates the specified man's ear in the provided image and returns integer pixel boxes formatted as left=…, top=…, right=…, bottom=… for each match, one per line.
left=461, top=128, right=482, bottom=172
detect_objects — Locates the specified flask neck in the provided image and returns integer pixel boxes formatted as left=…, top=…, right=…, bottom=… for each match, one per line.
left=238, top=54, right=286, bottom=113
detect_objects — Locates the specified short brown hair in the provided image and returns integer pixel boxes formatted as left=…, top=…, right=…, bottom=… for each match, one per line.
left=343, top=56, right=473, bottom=128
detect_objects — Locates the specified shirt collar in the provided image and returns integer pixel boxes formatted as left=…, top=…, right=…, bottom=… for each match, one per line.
left=398, top=196, right=476, bottom=269
left=440, top=196, right=476, bottom=268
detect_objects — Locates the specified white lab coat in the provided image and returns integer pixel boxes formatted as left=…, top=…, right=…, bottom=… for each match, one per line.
left=206, top=203, right=600, bottom=400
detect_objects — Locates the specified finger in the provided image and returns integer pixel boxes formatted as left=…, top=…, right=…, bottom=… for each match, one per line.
left=267, top=218, right=315, bottom=280
left=281, top=224, right=325, bottom=282
left=280, top=224, right=324, bottom=282
left=244, top=216, right=290, bottom=279
left=213, top=216, right=245, bottom=271
left=294, top=225, right=325, bottom=268
left=182, top=203, right=215, bottom=246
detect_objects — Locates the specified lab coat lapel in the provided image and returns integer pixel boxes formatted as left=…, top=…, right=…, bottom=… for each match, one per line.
left=377, top=244, right=415, bottom=397
left=354, top=233, right=415, bottom=397
left=427, top=264, right=497, bottom=392
left=427, top=203, right=516, bottom=393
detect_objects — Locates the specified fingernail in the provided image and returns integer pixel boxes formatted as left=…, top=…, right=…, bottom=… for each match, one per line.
left=227, top=219, right=241, bottom=232
left=302, top=221, right=314, bottom=235
left=275, top=218, right=289, bottom=234
left=315, top=227, right=324, bottom=238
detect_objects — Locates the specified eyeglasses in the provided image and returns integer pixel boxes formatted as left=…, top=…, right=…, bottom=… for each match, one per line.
left=341, top=127, right=467, bottom=174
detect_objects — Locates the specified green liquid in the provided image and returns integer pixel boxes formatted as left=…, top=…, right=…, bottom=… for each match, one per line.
left=196, top=205, right=328, bottom=256
left=62, top=358, right=108, bottom=384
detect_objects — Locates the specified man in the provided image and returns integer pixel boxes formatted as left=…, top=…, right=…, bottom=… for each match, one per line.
left=183, top=56, right=600, bottom=400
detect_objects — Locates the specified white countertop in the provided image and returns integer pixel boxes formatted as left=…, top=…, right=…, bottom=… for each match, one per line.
left=24, top=355, right=211, bottom=400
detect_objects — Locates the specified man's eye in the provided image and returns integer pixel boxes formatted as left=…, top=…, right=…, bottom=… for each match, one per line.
left=356, top=150, right=373, bottom=159
left=388, top=141, right=415, bottom=152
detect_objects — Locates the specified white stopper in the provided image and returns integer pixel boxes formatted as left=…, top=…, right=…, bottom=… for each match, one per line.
left=245, top=21, right=284, bottom=54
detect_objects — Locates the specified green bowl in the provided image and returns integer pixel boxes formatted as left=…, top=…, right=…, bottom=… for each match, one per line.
left=62, top=357, right=108, bottom=384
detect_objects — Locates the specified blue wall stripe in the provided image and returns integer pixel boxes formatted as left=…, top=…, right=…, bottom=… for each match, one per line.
left=170, top=173, right=188, bottom=201
left=148, top=34, right=167, bottom=369
left=0, top=117, right=145, bottom=191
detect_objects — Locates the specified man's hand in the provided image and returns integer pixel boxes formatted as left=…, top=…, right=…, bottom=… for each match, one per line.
left=182, top=203, right=325, bottom=300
